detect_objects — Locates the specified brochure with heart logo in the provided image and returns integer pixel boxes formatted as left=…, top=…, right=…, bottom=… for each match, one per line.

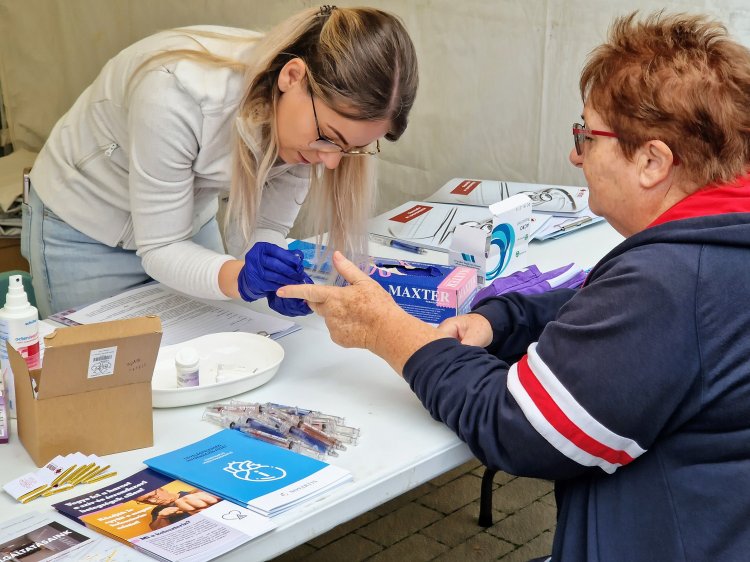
left=53, top=467, right=275, bottom=562
left=143, top=429, right=352, bottom=517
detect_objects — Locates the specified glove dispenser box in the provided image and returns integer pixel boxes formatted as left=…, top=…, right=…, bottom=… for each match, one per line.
left=368, top=259, right=477, bottom=325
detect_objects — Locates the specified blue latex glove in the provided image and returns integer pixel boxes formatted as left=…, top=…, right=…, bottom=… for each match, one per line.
left=267, top=291, right=313, bottom=317
left=238, top=242, right=307, bottom=301
left=266, top=271, right=314, bottom=316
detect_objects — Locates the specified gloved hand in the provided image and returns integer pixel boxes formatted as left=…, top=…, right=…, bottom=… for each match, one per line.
left=267, top=269, right=314, bottom=316
left=267, top=291, right=313, bottom=317
left=238, top=242, right=307, bottom=301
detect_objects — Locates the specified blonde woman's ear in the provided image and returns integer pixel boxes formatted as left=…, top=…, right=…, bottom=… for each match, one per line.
left=277, top=57, right=308, bottom=93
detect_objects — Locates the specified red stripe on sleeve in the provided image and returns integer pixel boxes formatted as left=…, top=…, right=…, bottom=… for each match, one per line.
left=517, top=355, right=635, bottom=466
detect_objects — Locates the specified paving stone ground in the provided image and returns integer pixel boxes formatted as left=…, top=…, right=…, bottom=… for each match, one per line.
left=269, top=459, right=556, bottom=562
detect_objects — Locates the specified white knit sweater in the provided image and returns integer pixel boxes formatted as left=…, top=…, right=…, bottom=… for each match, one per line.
left=30, top=26, right=311, bottom=300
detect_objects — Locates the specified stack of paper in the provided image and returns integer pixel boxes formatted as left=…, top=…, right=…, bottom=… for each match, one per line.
left=3, top=452, right=116, bottom=504
left=49, top=282, right=300, bottom=345
left=53, top=467, right=275, bottom=562
left=144, top=429, right=352, bottom=517
left=424, top=178, right=604, bottom=241
left=368, top=200, right=494, bottom=253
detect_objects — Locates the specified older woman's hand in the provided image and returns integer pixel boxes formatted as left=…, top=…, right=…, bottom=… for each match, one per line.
left=277, top=251, right=447, bottom=374
left=437, top=313, right=493, bottom=347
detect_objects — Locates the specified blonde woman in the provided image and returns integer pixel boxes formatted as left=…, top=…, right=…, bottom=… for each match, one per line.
left=23, top=5, right=418, bottom=318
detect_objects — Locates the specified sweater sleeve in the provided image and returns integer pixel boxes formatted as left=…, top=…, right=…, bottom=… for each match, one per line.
left=403, top=249, right=703, bottom=479
left=127, top=68, right=234, bottom=299
left=472, top=288, right=577, bottom=360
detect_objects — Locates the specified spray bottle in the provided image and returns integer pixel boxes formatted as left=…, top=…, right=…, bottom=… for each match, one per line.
left=0, top=275, right=40, bottom=418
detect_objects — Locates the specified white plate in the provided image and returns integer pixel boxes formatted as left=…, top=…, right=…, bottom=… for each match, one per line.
left=151, top=332, right=284, bottom=408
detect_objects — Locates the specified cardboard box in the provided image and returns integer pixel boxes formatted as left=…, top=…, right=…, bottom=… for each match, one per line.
left=368, top=259, right=477, bottom=324
left=9, top=316, right=162, bottom=466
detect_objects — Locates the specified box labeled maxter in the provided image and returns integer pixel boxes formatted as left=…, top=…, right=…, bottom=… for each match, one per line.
left=368, top=259, right=477, bottom=324
left=9, top=316, right=162, bottom=466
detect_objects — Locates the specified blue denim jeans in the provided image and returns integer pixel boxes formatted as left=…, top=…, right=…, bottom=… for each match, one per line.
left=21, top=185, right=224, bottom=319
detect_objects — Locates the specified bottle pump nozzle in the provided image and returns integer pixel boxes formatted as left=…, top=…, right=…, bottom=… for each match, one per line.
left=4, top=276, right=30, bottom=311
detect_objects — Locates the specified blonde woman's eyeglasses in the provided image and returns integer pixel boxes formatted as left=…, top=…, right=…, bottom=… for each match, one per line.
left=308, top=92, right=380, bottom=156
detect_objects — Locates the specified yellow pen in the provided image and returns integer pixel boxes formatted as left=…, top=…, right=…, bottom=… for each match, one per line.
left=42, top=484, right=76, bottom=497
left=82, top=464, right=110, bottom=483
left=51, top=465, right=77, bottom=487
left=20, top=486, right=52, bottom=503
left=62, top=463, right=93, bottom=486
left=17, top=484, right=49, bottom=503
left=85, top=472, right=117, bottom=484
left=69, top=464, right=101, bottom=486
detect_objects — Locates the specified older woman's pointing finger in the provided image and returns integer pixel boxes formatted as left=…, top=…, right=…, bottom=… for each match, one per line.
left=277, top=251, right=447, bottom=374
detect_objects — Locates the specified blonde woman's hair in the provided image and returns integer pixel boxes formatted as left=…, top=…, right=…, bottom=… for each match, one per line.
left=132, top=7, right=418, bottom=262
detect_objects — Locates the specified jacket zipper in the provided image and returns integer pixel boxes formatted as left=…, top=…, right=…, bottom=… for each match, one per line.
left=76, top=143, right=119, bottom=169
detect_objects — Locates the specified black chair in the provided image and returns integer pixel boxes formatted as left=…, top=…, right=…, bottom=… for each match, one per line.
left=478, top=466, right=498, bottom=527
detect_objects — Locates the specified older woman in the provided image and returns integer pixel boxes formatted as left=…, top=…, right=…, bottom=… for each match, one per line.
left=280, top=12, right=750, bottom=561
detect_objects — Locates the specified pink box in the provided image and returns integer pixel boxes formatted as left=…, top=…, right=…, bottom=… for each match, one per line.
left=437, top=266, right=477, bottom=309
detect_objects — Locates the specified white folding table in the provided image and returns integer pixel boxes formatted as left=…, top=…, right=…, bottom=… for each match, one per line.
left=0, top=221, right=623, bottom=561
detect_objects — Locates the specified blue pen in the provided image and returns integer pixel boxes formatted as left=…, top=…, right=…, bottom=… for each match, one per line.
left=388, top=239, right=427, bottom=254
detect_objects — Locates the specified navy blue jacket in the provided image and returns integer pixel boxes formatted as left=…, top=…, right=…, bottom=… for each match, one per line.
left=403, top=183, right=750, bottom=561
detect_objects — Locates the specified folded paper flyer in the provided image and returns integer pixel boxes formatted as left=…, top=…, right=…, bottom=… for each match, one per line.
left=53, top=467, right=275, bottom=562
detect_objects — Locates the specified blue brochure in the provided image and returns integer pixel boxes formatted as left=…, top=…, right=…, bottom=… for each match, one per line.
left=144, top=429, right=351, bottom=517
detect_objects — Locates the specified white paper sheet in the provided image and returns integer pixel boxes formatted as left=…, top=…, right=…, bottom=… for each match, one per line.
left=65, top=283, right=299, bottom=346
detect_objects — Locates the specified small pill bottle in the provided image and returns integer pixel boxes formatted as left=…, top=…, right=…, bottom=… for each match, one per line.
left=175, top=347, right=200, bottom=388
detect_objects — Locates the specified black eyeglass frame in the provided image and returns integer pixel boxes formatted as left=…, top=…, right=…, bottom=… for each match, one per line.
left=308, top=91, right=381, bottom=156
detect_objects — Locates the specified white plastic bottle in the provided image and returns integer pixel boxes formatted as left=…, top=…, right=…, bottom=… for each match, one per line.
left=0, top=275, right=40, bottom=418
left=175, top=346, right=200, bottom=388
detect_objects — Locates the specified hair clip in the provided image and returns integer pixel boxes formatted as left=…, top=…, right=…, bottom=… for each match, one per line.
left=318, top=5, right=337, bottom=17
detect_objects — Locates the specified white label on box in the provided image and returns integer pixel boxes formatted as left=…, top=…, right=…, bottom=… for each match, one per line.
left=87, top=346, right=117, bottom=378
left=449, top=224, right=489, bottom=285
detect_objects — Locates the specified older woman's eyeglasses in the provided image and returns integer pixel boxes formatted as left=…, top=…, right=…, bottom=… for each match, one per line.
left=572, top=123, right=618, bottom=156
left=308, top=92, right=380, bottom=156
